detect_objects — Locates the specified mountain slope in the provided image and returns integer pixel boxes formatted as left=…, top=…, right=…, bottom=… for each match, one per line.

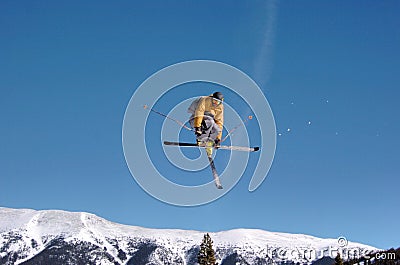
left=0, top=207, right=378, bottom=265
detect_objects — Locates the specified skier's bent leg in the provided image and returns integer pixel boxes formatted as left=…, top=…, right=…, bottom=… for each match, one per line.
left=208, top=122, right=221, bottom=142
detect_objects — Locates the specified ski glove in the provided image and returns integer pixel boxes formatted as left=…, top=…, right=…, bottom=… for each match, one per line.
left=194, top=127, right=202, bottom=137
left=214, top=139, right=221, bottom=147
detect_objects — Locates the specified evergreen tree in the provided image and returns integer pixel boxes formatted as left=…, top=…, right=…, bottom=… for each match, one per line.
left=197, top=233, right=218, bottom=265
left=335, top=253, right=343, bottom=265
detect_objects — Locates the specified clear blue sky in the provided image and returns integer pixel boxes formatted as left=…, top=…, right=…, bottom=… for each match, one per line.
left=1, top=1, right=399, bottom=250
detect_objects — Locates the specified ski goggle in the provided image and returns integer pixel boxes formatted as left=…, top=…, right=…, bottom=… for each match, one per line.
left=212, top=97, right=224, bottom=105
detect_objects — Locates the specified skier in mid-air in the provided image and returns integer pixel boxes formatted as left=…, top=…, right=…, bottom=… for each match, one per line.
left=162, top=91, right=258, bottom=189
left=188, top=92, right=224, bottom=155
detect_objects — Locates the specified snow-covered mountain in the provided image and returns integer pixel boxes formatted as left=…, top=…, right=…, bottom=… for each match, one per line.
left=0, top=207, right=378, bottom=265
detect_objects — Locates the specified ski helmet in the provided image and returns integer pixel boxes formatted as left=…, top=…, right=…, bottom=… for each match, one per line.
left=212, top=92, right=224, bottom=101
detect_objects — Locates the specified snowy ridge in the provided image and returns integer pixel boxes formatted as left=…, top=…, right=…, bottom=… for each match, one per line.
left=0, top=207, right=378, bottom=265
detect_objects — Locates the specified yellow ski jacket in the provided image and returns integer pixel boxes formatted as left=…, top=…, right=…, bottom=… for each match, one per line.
left=193, top=95, right=224, bottom=140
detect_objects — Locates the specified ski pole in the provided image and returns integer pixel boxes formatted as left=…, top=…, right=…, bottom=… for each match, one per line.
left=143, top=105, right=194, bottom=132
left=221, top=115, right=253, bottom=143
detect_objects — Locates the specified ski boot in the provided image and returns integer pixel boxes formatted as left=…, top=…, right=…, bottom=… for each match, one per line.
left=205, top=140, right=214, bottom=157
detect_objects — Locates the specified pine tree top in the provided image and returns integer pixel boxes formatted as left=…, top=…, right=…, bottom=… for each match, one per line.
left=335, top=253, right=344, bottom=265
left=198, top=233, right=218, bottom=265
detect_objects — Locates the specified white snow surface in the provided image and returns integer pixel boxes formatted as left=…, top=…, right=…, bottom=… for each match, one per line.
left=0, top=207, right=378, bottom=264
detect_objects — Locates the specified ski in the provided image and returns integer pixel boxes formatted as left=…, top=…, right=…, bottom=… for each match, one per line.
left=163, top=141, right=260, bottom=152
left=207, top=154, right=223, bottom=189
